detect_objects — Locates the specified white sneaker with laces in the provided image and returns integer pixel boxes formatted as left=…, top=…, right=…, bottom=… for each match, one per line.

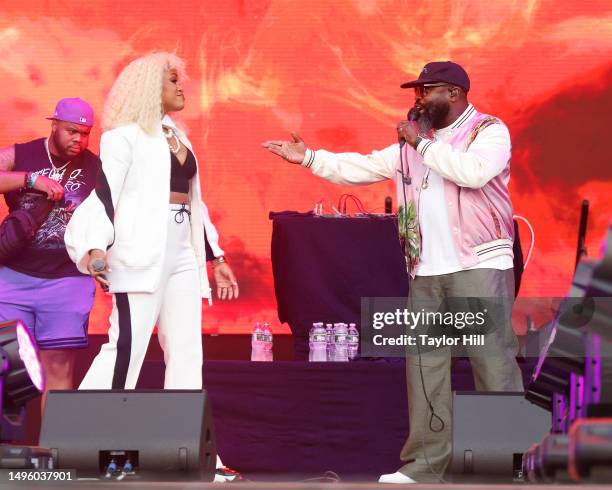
left=378, top=471, right=417, bottom=484
left=213, top=467, right=240, bottom=483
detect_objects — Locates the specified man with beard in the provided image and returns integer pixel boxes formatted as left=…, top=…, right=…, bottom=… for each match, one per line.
left=0, top=98, right=99, bottom=397
left=262, top=61, right=523, bottom=483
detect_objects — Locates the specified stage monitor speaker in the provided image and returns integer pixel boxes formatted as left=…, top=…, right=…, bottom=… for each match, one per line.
left=450, top=391, right=550, bottom=481
left=39, top=390, right=216, bottom=481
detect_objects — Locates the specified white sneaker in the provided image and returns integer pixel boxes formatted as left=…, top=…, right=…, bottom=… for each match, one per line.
left=378, top=471, right=417, bottom=484
left=213, top=467, right=241, bottom=483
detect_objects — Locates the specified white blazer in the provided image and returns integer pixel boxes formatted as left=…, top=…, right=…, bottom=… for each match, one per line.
left=64, top=115, right=223, bottom=299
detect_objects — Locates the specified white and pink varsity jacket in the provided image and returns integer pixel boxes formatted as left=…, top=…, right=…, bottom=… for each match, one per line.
left=301, top=104, right=514, bottom=276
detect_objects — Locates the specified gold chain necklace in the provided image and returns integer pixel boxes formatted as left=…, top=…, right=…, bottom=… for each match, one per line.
left=163, top=126, right=181, bottom=154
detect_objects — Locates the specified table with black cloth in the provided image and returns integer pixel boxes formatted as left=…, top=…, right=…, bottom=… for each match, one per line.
left=269, top=211, right=410, bottom=359
left=138, top=359, right=534, bottom=479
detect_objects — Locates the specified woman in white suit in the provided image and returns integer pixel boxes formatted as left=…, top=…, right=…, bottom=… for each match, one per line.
left=65, top=52, right=238, bottom=390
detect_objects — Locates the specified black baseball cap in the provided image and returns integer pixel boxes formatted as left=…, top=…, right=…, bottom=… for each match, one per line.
left=401, top=61, right=470, bottom=92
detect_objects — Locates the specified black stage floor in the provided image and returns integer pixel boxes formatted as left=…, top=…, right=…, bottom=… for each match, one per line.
left=0, top=482, right=603, bottom=489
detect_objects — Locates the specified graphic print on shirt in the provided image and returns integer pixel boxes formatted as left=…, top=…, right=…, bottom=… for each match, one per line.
left=16, top=166, right=91, bottom=250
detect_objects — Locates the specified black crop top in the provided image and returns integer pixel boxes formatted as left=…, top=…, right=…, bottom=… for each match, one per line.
left=170, top=149, right=197, bottom=193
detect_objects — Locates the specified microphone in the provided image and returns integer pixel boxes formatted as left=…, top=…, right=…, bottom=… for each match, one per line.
left=407, top=106, right=421, bottom=121
left=92, top=258, right=106, bottom=272
left=91, top=258, right=109, bottom=292
left=399, top=107, right=421, bottom=147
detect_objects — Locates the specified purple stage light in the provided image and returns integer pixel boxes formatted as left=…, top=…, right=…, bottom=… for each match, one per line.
left=0, top=320, right=45, bottom=415
left=15, top=322, right=44, bottom=393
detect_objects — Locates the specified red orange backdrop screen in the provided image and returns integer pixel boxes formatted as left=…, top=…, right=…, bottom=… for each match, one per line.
left=0, top=1, right=610, bottom=334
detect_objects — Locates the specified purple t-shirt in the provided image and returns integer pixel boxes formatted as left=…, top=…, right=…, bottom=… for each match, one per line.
left=4, top=138, right=99, bottom=278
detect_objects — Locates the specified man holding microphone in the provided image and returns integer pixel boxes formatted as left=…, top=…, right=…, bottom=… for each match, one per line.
left=262, top=61, right=523, bottom=483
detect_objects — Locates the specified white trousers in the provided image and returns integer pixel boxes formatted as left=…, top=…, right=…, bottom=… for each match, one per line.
left=80, top=207, right=203, bottom=390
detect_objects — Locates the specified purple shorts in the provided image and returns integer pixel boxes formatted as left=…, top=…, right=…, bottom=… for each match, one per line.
left=0, top=267, right=95, bottom=350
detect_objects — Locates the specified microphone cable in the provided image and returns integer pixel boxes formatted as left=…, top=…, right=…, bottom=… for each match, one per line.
left=398, top=123, right=446, bottom=483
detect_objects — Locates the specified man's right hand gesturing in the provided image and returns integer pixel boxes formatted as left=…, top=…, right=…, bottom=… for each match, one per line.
left=261, top=132, right=306, bottom=164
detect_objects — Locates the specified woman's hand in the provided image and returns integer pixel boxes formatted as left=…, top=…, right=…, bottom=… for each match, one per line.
left=87, top=249, right=110, bottom=291
left=212, top=260, right=239, bottom=300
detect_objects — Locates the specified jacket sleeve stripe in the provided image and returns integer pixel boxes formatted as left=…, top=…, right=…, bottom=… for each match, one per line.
left=95, top=168, right=115, bottom=225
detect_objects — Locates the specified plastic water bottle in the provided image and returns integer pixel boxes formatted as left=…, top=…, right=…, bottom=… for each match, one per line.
left=309, top=324, right=317, bottom=362
left=263, top=322, right=273, bottom=361
left=347, top=322, right=359, bottom=360
left=251, top=322, right=266, bottom=361
left=333, top=323, right=349, bottom=362
left=309, top=322, right=327, bottom=362
left=325, top=323, right=334, bottom=361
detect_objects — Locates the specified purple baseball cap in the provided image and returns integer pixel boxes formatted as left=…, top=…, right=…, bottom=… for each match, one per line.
left=401, top=61, right=470, bottom=92
left=46, top=97, right=94, bottom=127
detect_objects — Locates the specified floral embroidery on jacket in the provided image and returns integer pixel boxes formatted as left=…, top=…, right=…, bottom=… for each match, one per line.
left=398, top=200, right=420, bottom=274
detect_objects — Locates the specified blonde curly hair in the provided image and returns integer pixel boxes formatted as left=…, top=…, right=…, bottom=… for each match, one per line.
left=102, top=52, right=186, bottom=134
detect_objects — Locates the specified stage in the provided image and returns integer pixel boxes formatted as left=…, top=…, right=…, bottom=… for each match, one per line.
left=0, top=483, right=592, bottom=489
left=18, top=340, right=537, bottom=483
left=1, top=2, right=610, bottom=486
left=0, top=479, right=606, bottom=489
